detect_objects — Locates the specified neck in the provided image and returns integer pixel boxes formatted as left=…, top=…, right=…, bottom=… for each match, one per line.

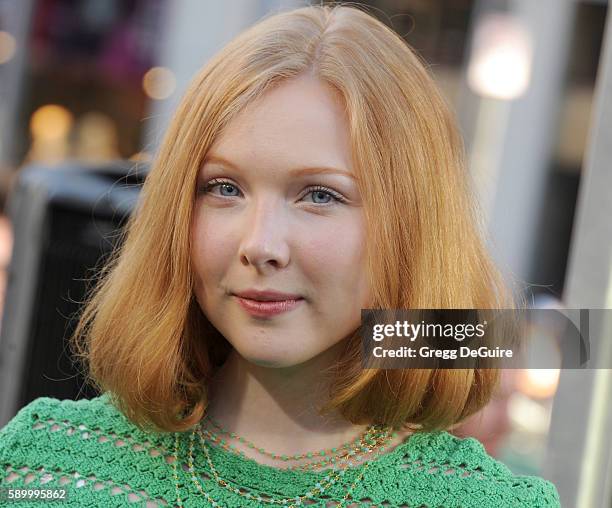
left=205, top=341, right=370, bottom=458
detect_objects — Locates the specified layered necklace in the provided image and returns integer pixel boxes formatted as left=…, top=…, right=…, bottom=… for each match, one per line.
left=171, top=416, right=397, bottom=508
left=201, top=415, right=386, bottom=471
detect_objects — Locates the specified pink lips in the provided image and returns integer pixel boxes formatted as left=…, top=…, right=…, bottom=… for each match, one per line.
left=232, top=289, right=304, bottom=318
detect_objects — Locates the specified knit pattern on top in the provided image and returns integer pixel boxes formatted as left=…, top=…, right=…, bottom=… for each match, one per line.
left=0, top=394, right=560, bottom=507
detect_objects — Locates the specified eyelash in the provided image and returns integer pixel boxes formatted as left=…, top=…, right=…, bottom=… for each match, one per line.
left=197, top=178, right=348, bottom=205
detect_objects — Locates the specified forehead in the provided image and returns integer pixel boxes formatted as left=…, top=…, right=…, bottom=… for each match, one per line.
left=206, top=75, right=353, bottom=173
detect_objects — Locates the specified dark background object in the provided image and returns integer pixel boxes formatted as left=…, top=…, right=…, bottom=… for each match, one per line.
left=0, top=161, right=146, bottom=427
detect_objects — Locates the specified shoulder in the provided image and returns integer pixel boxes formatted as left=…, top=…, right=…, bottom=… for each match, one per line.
left=1, top=393, right=141, bottom=448
left=1, top=394, right=133, bottom=462
left=373, top=430, right=560, bottom=508
left=0, top=392, right=173, bottom=454
left=0, top=393, right=175, bottom=505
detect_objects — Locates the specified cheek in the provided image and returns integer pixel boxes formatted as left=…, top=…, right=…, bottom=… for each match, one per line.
left=301, top=220, right=368, bottom=299
left=191, top=213, right=235, bottom=285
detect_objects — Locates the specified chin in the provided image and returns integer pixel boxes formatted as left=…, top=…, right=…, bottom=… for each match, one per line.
left=237, top=347, right=319, bottom=369
left=247, top=357, right=294, bottom=368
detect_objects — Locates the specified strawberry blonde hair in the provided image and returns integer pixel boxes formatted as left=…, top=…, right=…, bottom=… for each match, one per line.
left=71, top=3, right=517, bottom=433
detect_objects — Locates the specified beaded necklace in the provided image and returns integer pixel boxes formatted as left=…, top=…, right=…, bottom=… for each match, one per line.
left=200, top=417, right=383, bottom=471
left=199, top=426, right=357, bottom=472
left=195, top=426, right=390, bottom=506
left=204, top=414, right=371, bottom=462
left=172, top=423, right=395, bottom=508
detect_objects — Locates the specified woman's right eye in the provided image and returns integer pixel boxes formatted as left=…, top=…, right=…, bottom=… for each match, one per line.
left=199, top=179, right=241, bottom=197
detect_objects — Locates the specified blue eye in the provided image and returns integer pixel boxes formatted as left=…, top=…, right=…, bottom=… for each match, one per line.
left=198, top=179, right=347, bottom=205
left=199, top=179, right=241, bottom=197
left=303, top=187, right=346, bottom=204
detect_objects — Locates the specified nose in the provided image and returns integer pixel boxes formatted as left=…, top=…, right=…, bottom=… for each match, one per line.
left=238, top=199, right=290, bottom=272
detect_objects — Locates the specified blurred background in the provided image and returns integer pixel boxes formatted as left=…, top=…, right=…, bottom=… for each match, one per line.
left=0, top=0, right=611, bottom=506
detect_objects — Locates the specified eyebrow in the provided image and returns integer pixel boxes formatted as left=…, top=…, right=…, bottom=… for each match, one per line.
left=202, top=154, right=356, bottom=180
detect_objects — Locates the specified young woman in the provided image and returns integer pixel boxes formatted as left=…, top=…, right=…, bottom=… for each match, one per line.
left=0, top=4, right=560, bottom=507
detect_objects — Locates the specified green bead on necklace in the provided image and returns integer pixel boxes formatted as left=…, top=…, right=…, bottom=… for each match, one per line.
left=203, top=414, right=382, bottom=462
left=200, top=424, right=392, bottom=472
left=171, top=421, right=396, bottom=508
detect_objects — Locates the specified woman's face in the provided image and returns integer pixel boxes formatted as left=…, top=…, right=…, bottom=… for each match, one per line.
left=191, top=74, right=370, bottom=368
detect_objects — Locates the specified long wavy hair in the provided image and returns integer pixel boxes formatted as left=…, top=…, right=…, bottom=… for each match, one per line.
left=71, top=3, right=518, bottom=434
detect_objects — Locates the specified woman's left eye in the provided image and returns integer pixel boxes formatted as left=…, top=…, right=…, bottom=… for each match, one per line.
left=198, top=180, right=347, bottom=205
left=302, top=186, right=347, bottom=205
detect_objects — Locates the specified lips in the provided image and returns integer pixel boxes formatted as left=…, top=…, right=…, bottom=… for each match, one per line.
left=233, top=289, right=303, bottom=302
left=234, top=293, right=304, bottom=318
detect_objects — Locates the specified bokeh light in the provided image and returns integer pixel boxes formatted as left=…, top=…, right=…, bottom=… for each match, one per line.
left=30, top=105, right=74, bottom=141
left=467, top=13, right=533, bottom=100
left=73, top=111, right=120, bottom=162
left=517, top=369, right=561, bottom=399
left=142, top=67, right=176, bottom=100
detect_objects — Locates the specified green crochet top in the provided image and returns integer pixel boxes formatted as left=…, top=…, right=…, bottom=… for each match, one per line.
left=0, top=393, right=560, bottom=507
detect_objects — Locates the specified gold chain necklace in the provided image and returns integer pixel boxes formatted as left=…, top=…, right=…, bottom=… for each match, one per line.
left=204, top=414, right=373, bottom=462
left=199, top=426, right=359, bottom=472
left=194, top=425, right=392, bottom=507
left=172, top=424, right=394, bottom=507
left=199, top=418, right=384, bottom=471
left=195, top=426, right=387, bottom=506
left=199, top=423, right=390, bottom=472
